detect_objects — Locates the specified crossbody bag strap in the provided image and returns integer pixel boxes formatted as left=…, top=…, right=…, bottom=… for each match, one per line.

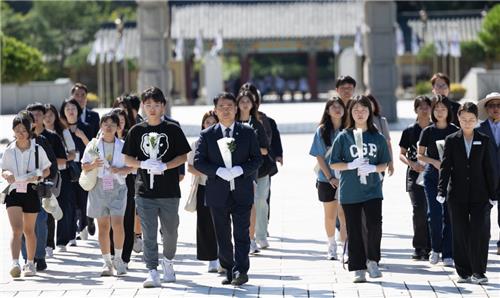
left=35, top=144, right=39, bottom=170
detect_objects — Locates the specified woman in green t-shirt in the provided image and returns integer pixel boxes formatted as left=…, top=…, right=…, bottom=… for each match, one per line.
left=330, top=95, right=391, bottom=283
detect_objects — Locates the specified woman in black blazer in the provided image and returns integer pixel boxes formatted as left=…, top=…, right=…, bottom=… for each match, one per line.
left=437, top=102, right=495, bottom=285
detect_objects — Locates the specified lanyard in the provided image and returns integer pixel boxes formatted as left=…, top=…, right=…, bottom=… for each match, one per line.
left=14, top=145, right=32, bottom=175
left=101, top=139, right=115, bottom=166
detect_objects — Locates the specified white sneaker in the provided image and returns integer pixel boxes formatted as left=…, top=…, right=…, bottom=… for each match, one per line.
left=327, top=242, right=337, bottom=260
left=256, top=239, right=270, bottom=249
left=68, top=239, right=77, bottom=247
left=10, top=263, right=21, bottom=278
left=429, top=251, right=440, bottom=265
left=341, top=242, right=349, bottom=264
left=133, top=236, right=143, bottom=253
left=45, top=247, right=54, bottom=258
left=161, top=258, right=176, bottom=282
left=353, top=270, right=366, bottom=283
left=471, top=274, right=488, bottom=284
left=113, top=258, right=127, bottom=275
left=143, top=269, right=161, bottom=288
left=442, top=258, right=454, bottom=267
left=457, top=275, right=471, bottom=283
left=208, top=260, right=219, bottom=273
left=249, top=240, right=260, bottom=254
left=56, top=245, right=67, bottom=252
left=22, top=263, right=36, bottom=277
left=79, top=228, right=88, bottom=241
left=101, top=262, right=114, bottom=276
left=366, top=260, right=382, bottom=278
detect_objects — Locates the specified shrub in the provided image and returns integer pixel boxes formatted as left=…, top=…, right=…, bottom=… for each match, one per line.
left=415, top=81, right=432, bottom=95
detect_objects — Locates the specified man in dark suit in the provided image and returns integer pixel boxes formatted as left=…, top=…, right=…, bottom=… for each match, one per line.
left=71, top=82, right=99, bottom=237
left=477, top=92, right=500, bottom=255
left=194, top=92, right=262, bottom=286
left=71, top=83, right=100, bottom=138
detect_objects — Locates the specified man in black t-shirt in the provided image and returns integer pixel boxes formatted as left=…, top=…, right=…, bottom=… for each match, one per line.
left=122, top=87, right=190, bottom=288
left=21, top=104, right=67, bottom=272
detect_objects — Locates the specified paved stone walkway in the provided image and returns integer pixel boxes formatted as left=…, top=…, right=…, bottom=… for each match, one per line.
left=0, top=102, right=498, bottom=297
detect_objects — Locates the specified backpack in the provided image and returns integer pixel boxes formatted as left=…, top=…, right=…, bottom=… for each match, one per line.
left=35, top=144, right=62, bottom=197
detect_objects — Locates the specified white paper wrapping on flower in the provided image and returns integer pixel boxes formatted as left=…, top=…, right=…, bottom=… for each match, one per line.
left=353, top=128, right=367, bottom=185
left=217, top=137, right=235, bottom=191
left=146, top=132, right=161, bottom=189
left=435, top=140, right=445, bottom=161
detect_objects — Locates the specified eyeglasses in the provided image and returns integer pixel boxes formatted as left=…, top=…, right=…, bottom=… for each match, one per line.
left=487, top=103, right=500, bottom=109
left=434, top=83, right=449, bottom=90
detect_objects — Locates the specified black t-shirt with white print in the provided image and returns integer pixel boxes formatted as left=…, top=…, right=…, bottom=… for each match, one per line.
left=122, top=120, right=191, bottom=199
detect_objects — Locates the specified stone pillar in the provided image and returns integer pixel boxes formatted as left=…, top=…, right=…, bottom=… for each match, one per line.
left=240, top=54, right=251, bottom=84
left=363, top=0, right=398, bottom=122
left=307, top=51, right=318, bottom=101
left=137, top=0, right=170, bottom=114
left=184, top=55, right=193, bottom=104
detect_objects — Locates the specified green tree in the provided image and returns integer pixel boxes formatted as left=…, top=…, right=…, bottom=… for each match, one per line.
left=478, top=4, right=500, bottom=68
left=25, top=1, right=103, bottom=72
left=1, top=34, right=45, bottom=83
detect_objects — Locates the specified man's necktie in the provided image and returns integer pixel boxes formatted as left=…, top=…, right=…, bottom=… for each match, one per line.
left=225, top=127, right=231, bottom=138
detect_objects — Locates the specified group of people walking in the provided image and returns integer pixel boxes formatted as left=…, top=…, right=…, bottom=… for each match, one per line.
left=310, top=73, right=498, bottom=284
left=1, top=72, right=498, bottom=288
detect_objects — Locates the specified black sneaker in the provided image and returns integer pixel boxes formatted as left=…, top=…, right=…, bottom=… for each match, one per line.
left=87, top=219, right=96, bottom=236
left=411, top=249, right=421, bottom=260
left=35, top=258, right=47, bottom=271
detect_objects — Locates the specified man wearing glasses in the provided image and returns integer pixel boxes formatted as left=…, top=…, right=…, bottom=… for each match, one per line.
left=336, top=75, right=357, bottom=109
left=477, top=92, right=500, bottom=255
left=430, top=73, right=460, bottom=127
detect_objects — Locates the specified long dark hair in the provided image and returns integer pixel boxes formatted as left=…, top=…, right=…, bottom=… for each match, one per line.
left=347, top=95, right=378, bottom=133
left=113, top=94, right=137, bottom=127
left=365, top=94, right=382, bottom=117
left=111, top=108, right=130, bottom=138
left=239, top=82, right=262, bottom=106
left=430, top=94, right=453, bottom=124
left=44, top=103, right=67, bottom=138
left=319, top=97, right=346, bottom=146
left=236, top=90, right=259, bottom=121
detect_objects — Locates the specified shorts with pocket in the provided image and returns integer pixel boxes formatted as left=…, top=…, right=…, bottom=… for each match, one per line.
left=87, top=178, right=127, bottom=218
left=316, top=181, right=337, bottom=203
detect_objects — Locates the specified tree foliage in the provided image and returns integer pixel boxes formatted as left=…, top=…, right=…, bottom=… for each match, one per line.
left=478, top=4, right=500, bottom=59
left=1, top=0, right=137, bottom=79
left=1, top=34, right=45, bottom=83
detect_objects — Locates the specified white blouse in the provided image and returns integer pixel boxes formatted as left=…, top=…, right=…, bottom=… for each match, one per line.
left=1, top=139, right=52, bottom=191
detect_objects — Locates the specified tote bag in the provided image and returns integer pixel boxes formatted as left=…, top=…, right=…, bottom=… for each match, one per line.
left=79, top=168, right=98, bottom=191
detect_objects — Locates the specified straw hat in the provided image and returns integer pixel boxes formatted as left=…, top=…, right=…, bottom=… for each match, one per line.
left=478, top=92, right=500, bottom=120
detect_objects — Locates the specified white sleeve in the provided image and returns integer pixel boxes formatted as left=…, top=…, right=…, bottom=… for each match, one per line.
left=63, top=129, right=76, bottom=151
left=80, top=142, right=94, bottom=164
left=1, top=148, right=14, bottom=173
left=37, top=147, right=53, bottom=171
left=187, top=140, right=198, bottom=166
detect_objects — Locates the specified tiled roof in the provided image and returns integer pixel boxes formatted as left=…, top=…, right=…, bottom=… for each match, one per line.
left=170, top=1, right=364, bottom=40
left=407, top=17, right=483, bottom=43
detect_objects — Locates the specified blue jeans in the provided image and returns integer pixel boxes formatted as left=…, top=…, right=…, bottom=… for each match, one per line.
left=22, top=208, right=48, bottom=260
left=135, top=197, right=180, bottom=270
left=423, top=166, right=452, bottom=259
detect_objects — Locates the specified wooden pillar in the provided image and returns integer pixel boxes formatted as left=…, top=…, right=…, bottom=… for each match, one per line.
left=184, top=55, right=193, bottom=104
left=240, top=54, right=251, bottom=83
left=307, top=51, right=318, bottom=101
